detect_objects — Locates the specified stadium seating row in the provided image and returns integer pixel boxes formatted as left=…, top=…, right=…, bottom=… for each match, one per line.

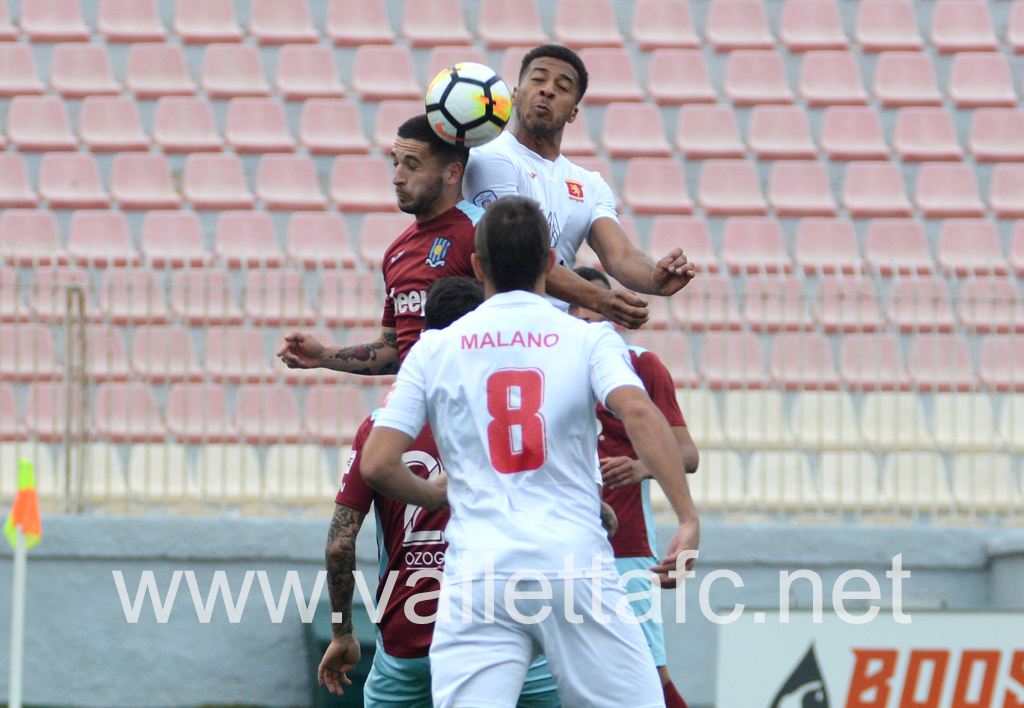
left=4, top=273, right=1024, bottom=337
left=579, top=48, right=1024, bottom=109
left=0, top=151, right=402, bottom=212
left=6, top=384, right=1024, bottom=459
left=0, top=211, right=410, bottom=269
left=6, top=41, right=1024, bottom=108
left=0, top=441, right=340, bottom=505
left=0, top=321, right=382, bottom=382
left=5, top=441, right=1020, bottom=516
left=0, top=268, right=384, bottom=326
left=645, top=217, right=1024, bottom=277
left=8, top=152, right=1024, bottom=220
left=4, top=323, right=1024, bottom=391
left=3, top=208, right=1022, bottom=276
left=668, top=276, right=1024, bottom=337
left=588, top=106, right=1024, bottom=165
left=9, top=92, right=1024, bottom=165
left=0, top=0, right=395, bottom=46
left=0, top=381, right=370, bottom=445
left=668, top=332, right=1024, bottom=392
left=675, top=389, right=1024, bottom=454
left=682, top=449, right=1024, bottom=515
left=0, top=96, right=385, bottom=154
left=5, top=0, right=1024, bottom=56
left=671, top=106, right=1024, bottom=162
left=3, top=264, right=1023, bottom=332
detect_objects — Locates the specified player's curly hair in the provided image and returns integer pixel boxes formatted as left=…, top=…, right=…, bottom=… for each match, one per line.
left=475, top=197, right=551, bottom=293
left=519, top=44, right=589, bottom=103
left=396, top=114, right=470, bottom=168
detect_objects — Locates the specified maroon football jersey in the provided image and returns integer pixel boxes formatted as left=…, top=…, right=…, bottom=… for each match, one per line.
left=335, top=415, right=449, bottom=659
left=380, top=201, right=481, bottom=362
left=598, top=347, right=687, bottom=559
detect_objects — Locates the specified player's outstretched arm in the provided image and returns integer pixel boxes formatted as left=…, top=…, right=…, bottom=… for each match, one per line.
left=361, top=427, right=448, bottom=511
left=277, top=328, right=400, bottom=376
left=589, top=218, right=696, bottom=297
left=605, top=385, right=700, bottom=585
left=319, top=503, right=367, bottom=696
left=546, top=264, right=651, bottom=329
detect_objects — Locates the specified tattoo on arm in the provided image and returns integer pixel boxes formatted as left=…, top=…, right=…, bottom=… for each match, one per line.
left=325, top=504, right=366, bottom=636
left=324, top=333, right=400, bottom=376
left=376, top=331, right=400, bottom=374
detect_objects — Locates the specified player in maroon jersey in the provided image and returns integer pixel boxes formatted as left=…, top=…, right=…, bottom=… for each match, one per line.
left=277, top=115, right=483, bottom=374
left=318, top=277, right=561, bottom=707
left=569, top=266, right=700, bottom=708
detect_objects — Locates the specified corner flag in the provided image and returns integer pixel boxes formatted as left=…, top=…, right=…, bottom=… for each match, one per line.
left=4, top=458, right=41, bottom=549
left=6, top=458, right=40, bottom=708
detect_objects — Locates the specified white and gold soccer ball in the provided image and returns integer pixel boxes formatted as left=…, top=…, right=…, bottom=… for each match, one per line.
left=425, top=62, right=512, bottom=148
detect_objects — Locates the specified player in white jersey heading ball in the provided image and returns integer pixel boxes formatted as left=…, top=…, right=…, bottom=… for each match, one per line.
left=464, top=44, right=695, bottom=330
left=360, top=196, right=700, bottom=708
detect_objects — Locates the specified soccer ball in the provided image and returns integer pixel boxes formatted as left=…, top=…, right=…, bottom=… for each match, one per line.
left=425, top=62, right=512, bottom=148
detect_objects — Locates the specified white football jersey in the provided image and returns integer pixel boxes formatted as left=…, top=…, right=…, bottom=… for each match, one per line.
left=373, top=291, right=643, bottom=581
left=464, top=131, right=619, bottom=279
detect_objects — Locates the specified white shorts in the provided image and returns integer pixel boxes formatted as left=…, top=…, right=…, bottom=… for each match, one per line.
left=429, top=575, right=664, bottom=708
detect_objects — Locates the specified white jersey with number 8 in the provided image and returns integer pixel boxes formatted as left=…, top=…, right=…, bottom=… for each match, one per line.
left=373, top=290, right=643, bottom=582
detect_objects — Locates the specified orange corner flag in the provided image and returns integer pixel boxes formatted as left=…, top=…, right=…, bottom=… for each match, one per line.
left=4, top=458, right=41, bottom=550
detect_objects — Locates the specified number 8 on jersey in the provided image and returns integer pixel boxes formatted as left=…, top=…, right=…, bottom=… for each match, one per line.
left=486, top=369, right=547, bottom=474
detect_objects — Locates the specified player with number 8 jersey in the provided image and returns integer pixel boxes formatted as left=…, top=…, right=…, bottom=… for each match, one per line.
left=323, top=278, right=561, bottom=708
left=376, top=269, right=638, bottom=583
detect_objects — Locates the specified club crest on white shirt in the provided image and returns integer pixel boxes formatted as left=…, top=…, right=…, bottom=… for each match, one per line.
left=472, top=189, right=498, bottom=208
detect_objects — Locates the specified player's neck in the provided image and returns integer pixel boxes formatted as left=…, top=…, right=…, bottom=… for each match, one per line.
left=512, top=125, right=562, bottom=162
left=484, top=280, right=546, bottom=300
left=414, top=191, right=462, bottom=223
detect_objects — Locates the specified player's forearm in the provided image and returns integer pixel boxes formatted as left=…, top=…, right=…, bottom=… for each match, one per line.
left=363, top=458, right=447, bottom=511
left=604, top=248, right=662, bottom=295
left=619, top=402, right=699, bottom=526
left=545, top=264, right=609, bottom=310
left=319, top=333, right=400, bottom=375
left=325, top=505, right=366, bottom=638
left=680, top=442, right=700, bottom=475
left=674, top=426, right=700, bottom=475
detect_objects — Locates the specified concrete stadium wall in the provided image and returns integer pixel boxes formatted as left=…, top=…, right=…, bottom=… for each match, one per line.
left=2, top=516, right=1023, bottom=708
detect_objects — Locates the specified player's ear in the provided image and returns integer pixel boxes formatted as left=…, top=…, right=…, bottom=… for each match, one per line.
left=544, top=249, right=557, bottom=275
left=471, top=253, right=486, bottom=281
left=445, top=160, right=465, bottom=186
left=566, top=105, right=579, bottom=124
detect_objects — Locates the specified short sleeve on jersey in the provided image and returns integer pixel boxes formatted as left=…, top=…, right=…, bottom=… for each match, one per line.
left=381, top=293, right=396, bottom=329
left=335, top=417, right=375, bottom=512
left=588, top=177, right=619, bottom=230
left=464, top=147, right=519, bottom=208
left=588, top=323, right=644, bottom=407
left=634, top=350, right=686, bottom=428
left=373, top=338, right=430, bottom=438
